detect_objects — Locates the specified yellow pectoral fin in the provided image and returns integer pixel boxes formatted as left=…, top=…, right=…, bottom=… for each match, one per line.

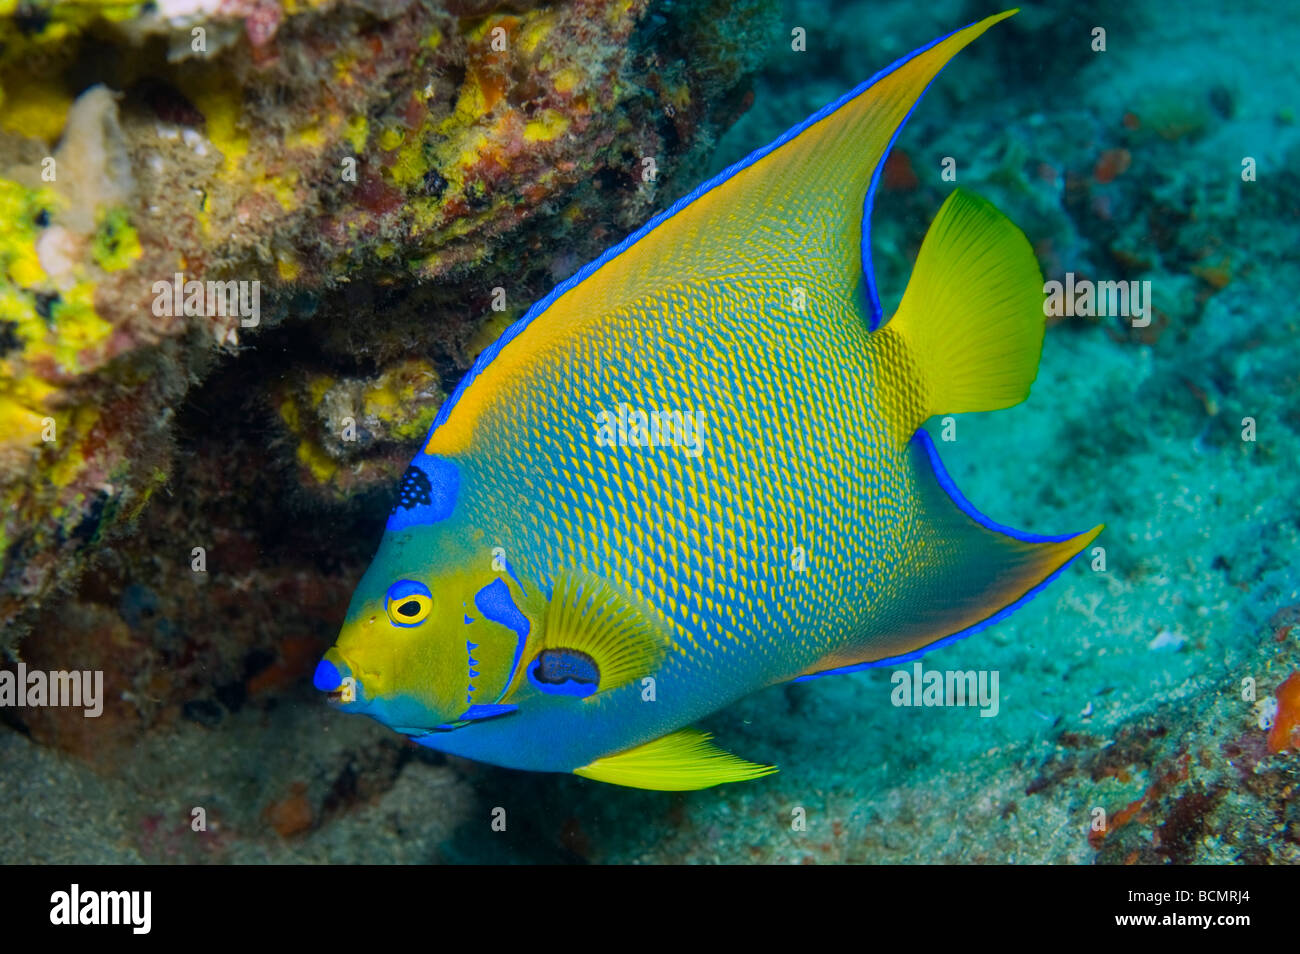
left=533, top=572, right=667, bottom=697
left=574, top=729, right=778, bottom=791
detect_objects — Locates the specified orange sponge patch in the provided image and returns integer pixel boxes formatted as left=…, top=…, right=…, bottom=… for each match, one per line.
left=1266, top=672, right=1300, bottom=755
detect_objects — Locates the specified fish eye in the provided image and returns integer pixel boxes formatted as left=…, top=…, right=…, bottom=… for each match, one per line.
left=385, top=580, right=433, bottom=628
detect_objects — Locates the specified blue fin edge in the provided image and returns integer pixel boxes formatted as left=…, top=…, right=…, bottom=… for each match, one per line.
left=912, top=429, right=1081, bottom=545
left=793, top=429, right=1093, bottom=682
left=791, top=553, right=1083, bottom=682
left=423, top=702, right=520, bottom=732
left=427, top=15, right=989, bottom=437
left=860, top=32, right=972, bottom=330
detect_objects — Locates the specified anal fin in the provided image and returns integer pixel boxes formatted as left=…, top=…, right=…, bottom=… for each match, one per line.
left=797, top=430, right=1103, bottom=680
left=574, top=729, right=777, bottom=790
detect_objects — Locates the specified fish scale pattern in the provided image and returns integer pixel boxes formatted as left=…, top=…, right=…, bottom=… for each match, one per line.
left=461, top=275, right=924, bottom=688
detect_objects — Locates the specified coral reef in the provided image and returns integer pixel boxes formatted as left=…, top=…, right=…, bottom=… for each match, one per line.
left=1, top=0, right=775, bottom=646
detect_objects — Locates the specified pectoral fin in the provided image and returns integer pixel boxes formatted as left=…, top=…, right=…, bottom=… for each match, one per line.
left=574, top=729, right=778, bottom=790
left=527, top=572, right=667, bottom=698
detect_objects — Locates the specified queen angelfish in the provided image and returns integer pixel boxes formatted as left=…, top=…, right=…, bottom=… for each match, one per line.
left=313, top=9, right=1103, bottom=790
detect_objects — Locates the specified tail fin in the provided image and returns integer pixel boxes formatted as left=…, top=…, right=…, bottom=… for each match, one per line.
left=882, top=188, right=1046, bottom=433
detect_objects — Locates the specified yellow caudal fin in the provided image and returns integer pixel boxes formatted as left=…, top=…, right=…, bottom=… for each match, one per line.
left=574, top=729, right=777, bottom=791
left=882, top=188, right=1047, bottom=433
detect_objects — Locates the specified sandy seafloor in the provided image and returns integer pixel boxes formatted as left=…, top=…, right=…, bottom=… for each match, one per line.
left=3, top=0, right=1298, bottom=863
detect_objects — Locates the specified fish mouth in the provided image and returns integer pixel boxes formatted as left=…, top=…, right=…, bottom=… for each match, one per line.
left=314, top=650, right=362, bottom=707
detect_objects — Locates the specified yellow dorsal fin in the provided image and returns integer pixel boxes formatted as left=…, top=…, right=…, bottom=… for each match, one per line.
left=535, top=572, right=667, bottom=696
left=574, top=729, right=778, bottom=790
left=428, top=11, right=1019, bottom=453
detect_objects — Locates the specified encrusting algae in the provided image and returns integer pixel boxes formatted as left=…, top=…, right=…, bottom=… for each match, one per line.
left=0, top=0, right=776, bottom=644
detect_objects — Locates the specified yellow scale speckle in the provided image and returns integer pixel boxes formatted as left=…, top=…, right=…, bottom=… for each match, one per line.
left=409, top=13, right=1068, bottom=716
left=454, top=269, right=920, bottom=691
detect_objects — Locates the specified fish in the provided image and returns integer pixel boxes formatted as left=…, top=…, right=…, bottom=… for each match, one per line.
left=313, top=8, right=1103, bottom=790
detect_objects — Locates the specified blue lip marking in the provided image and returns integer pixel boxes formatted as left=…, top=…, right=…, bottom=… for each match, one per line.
left=313, top=659, right=342, bottom=692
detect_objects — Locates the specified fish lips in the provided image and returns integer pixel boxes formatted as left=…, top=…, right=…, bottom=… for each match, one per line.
left=313, top=649, right=366, bottom=710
